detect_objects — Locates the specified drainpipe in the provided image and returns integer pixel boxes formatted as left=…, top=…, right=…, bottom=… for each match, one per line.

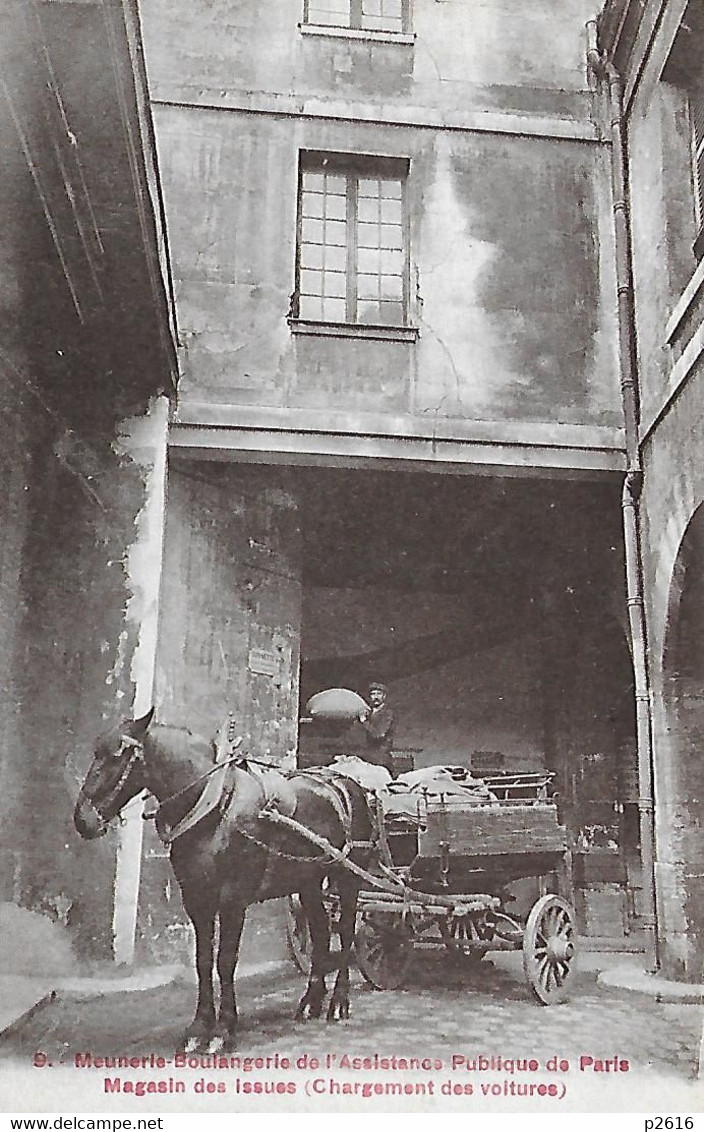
left=586, top=21, right=659, bottom=971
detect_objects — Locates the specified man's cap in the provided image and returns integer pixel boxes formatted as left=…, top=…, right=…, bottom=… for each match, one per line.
left=369, top=681, right=388, bottom=693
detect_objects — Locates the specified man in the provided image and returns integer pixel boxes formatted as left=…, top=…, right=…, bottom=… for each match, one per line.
left=358, top=681, right=395, bottom=775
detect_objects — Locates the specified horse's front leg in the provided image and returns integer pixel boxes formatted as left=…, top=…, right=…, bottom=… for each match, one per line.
left=211, top=901, right=246, bottom=1050
left=295, top=881, right=330, bottom=1020
left=182, top=904, right=217, bottom=1052
left=327, top=878, right=358, bottom=1021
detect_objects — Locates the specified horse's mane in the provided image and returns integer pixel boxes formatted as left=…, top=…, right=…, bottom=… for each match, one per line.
left=150, top=722, right=216, bottom=763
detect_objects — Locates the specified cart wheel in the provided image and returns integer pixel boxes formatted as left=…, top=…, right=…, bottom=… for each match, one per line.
left=522, top=894, right=577, bottom=1005
left=285, top=894, right=312, bottom=974
left=439, top=915, right=489, bottom=964
left=355, top=913, right=414, bottom=990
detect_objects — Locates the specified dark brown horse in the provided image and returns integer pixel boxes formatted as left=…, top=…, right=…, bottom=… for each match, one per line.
left=73, top=710, right=374, bottom=1051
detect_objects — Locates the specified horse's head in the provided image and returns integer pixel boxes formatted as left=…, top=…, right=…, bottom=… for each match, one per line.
left=74, top=709, right=154, bottom=839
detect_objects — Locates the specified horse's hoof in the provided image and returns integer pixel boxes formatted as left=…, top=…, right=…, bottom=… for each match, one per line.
left=326, top=999, right=350, bottom=1022
left=207, top=1035, right=225, bottom=1054
left=296, top=1000, right=324, bottom=1021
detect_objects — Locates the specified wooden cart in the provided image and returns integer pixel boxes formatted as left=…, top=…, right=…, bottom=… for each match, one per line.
left=286, top=771, right=577, bottom=1005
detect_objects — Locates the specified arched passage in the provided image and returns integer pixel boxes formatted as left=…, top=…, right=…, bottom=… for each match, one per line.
left=658, top=502, right=704, bottom=978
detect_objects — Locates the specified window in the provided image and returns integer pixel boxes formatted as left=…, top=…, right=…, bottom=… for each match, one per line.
left=690, top=80, right=704, bottom=253
left=304, top=0, right=410, bottom=34
left=664, top=0, right=704, bottom=257
left=294, top=153, right=409, bottom=327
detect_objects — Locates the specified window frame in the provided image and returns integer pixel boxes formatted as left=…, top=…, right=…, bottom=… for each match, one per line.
left=689, top=81, right=704, bottom=259
left=664, top=1, right=704, bottom=260
left=302, top=0, right=412, bottom=36
left=292, top=151, right=412, bottom=333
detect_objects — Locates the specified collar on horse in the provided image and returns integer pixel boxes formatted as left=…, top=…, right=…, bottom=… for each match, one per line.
left=148, top=743, right=245, bottom=845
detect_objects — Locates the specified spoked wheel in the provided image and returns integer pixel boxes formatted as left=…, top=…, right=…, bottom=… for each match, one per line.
left=522, top=894, right=577, bottom=1005
left=439, top=914, right=490, bottom=963
left=285, top=894, right=312, bottom=974
left=355, top=912, right=414, bottom=990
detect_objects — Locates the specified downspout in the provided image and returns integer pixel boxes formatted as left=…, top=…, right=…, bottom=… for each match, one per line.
left=586, top=20, right=659, bottom=971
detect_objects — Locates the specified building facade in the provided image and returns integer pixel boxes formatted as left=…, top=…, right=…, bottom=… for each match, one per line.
left=133, top=0, right=650, bottom=958
left=8, top=0, right=703, bottom=979
left=596, top=0, right=704, bottom=980
left=0, top=0, right=175, bottom=967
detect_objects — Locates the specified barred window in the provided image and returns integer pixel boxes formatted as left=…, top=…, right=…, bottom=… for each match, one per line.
left=304, top=0, right=409, bottom=34
left=296, top=154, right=408, bottom=326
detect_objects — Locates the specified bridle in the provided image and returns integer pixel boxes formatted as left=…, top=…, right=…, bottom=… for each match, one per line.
left=78, top=734, right=146, bottom=832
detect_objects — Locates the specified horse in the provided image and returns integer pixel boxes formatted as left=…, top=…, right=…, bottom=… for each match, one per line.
left=73, top=709, right=375, bottom=1052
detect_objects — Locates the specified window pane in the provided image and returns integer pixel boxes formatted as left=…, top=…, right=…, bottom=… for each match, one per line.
left=358, top=178, right=382, bottom=198
left=361, top=0, right=403, bottom=31
left=307, top=0, right=351, bottom=23
left=321, top=297, right=347, bottom=321
left=300, top=269, right=324, bottom=296
left=325, top=219, right=347, bottom=245
left=378, top=300, right=404, bottom=324
left=358, top=247, right=380, bottom=273
left=325, top=194, right=346, bottom=220
left=358, top=222, right=381, bottom=248
left=357, top=299, right=382, bottom=323
left=369, top=16, right=402, bottom=30
left=299, top=295, right=323, bottom=320
left=357, top=274, right=379, bottom=300
left=381, top=179, right=402, bottom=199
left=380, top=224, right=403, bottom=249
left=381, top=248, right=403, bottom=273
left=324, top=245, right=347, bottom=271
left=324, top=174, right=347, bottom=195
left=358, top=197, right=379, bottom=224
left=324, top=271, right=347, bottom=298
left=302, top=193, right=324, bottom=219
left=302, top=172, right=324, bottom=192
left=302, top=218, right=324, bottom=244
left=381, top=274, right=403, bottom=300
left=301, top=243, right=324, bottom=269
left=381, top=198, right=402, bottom=224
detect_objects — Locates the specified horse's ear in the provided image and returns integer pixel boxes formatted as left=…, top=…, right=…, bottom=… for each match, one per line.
left=131, top=707, right=154, bottom=737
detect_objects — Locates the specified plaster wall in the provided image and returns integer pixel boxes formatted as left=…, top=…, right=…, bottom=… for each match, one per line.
left=143, top=461, right=302, bottom=963
left=141, top=0, right=597, bottom=117
left=627, top=78, right=700, bottom=433
left=616, top=2, right=704, bottom=976
left=155, top=461, right=302, bottom=756
left=638, top=364, right=704, bottom=976
left=0, top=2, right=174, bottom=962
left=156, top=107, right=620, bottom=431
left=0, top=402, right=170, bottom=963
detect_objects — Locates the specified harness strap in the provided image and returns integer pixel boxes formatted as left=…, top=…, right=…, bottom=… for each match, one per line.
left=157, top=762, right=234, bottom=845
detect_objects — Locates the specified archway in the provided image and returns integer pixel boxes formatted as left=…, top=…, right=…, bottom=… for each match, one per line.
left=659, top=502, right=704, bottom=978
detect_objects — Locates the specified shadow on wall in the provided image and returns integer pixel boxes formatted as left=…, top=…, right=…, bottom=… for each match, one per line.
left=0, top=901, right=78, bottom=976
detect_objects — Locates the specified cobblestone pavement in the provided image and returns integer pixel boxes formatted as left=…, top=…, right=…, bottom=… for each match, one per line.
left=1, top=952, right=702, bottom=1112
